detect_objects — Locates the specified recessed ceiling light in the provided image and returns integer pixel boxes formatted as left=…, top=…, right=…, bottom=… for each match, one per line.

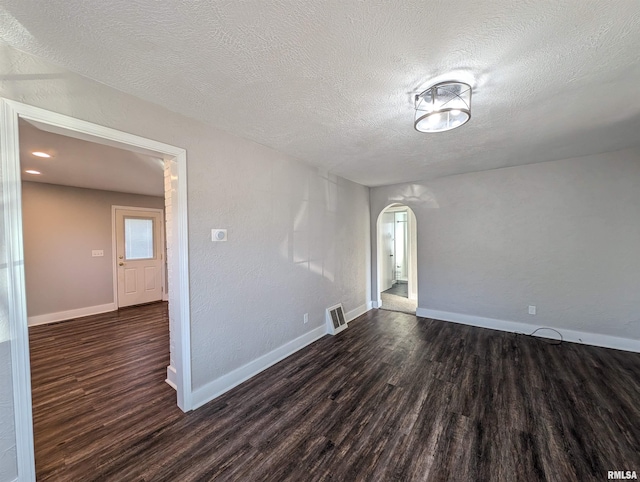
left=25, top=169, right=41, bottom=175
left=31, top=151, right=51, bottom=158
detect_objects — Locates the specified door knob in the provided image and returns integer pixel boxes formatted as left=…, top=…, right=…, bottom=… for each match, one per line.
left=119, top=262, right=125, bottom=266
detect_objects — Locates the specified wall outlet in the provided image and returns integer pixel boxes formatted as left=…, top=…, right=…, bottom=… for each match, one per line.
left=528, top=305, right=536, bottom=315
left=92, top=250, right=104, bottom=257
left=303, top=313, right=308, bottom=324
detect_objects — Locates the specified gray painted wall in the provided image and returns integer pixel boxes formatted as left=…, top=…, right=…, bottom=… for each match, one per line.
left=0, top=342, right=16, bottom=482
left=370, top=148, right=640, bottom=341
left=21, top=182, right=164, bottom=318
left=0, top=43, right=371, bottom=478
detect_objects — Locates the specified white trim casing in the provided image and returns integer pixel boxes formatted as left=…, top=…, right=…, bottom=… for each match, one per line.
left=27, top=303, right=116, bottom=327
left=165, top=365, right=178, bottom=390
left=172, top=147, right=192, bottom=412
left=416, top=308, right=640, bottom=354
left=375, top=203, right=419, bottom=312
left=1, top=98, right=193, bottom=480
left=1, top=97, right=36, bottom=482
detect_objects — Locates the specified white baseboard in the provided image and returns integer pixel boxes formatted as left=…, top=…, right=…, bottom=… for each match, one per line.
left=416, top=308, right=640, bottom=354
left=371, top=299, right=382, bottom=309
left=192, top=325, right=327, bottom=410
left=165, top=365, right=177, bottom=390
left=28, top=302, right=116, bottom=326
left=345, top=302, right=372, bottom=322
left=191, top=303, right=374, bottom=410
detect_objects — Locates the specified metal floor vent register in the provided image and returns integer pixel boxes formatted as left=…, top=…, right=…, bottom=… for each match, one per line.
left=326, top=304, right=348, bottom=335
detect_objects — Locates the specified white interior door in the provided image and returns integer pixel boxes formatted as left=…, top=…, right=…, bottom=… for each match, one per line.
left=115, top=208, right=164, bottom=308
left=408, top=209, right=418, bottom=301
left=394, top=211, right=408, bottom=281
left=381, top=211, right=395, bottom=291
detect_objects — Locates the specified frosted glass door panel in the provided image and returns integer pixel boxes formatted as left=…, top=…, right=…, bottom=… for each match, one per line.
left=125, top=217, right=155, bottom=260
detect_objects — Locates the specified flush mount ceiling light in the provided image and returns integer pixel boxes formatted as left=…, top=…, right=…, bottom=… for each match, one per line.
left=24, top=169, right=41, bottom=175
left=414, top=81, right=471, bottom=133
left=31, top=151, right=51, bottom=158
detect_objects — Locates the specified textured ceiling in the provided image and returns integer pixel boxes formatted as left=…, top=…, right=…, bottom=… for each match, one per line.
left=2, top=1, right=640, bottom=186
left=20, top=120, right=164, bottom=196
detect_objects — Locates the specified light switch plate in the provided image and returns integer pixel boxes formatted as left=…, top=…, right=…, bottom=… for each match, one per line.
left=92, top=250, right=104, bottom=257
left=211, top=229, right=227, bottom=242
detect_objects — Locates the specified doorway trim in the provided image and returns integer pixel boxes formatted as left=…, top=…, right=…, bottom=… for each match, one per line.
left=111, top=206, right=167, bottom=308
left=1, top=98, right=193, bottom=480
left=375, top=203, right=418, bottom=308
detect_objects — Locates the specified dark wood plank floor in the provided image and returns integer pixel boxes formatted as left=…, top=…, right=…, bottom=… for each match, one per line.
left=29, top=304, right=640, bottom=481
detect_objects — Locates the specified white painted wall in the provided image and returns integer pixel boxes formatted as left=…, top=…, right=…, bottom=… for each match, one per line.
left=0, top=43, right=371, bottom=478
left=370, top=148, right=640, bottom=344
left=21, top=182, right=164, bottom=320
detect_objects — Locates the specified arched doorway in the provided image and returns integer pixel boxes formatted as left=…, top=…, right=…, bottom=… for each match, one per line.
left=376, top=204, right=417, bottom=314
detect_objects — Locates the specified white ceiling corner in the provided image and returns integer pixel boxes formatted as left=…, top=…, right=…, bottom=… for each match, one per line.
left=2, top=1, right=640, bottom=187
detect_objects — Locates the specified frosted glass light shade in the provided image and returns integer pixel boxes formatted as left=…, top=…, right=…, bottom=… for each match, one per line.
left=414, top=81, right=471, bottom=133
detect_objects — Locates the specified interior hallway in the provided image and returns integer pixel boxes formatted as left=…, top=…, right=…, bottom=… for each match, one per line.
left=383, top=281, right=408, bottom=298
left=381, top=281, right=416, bottom=314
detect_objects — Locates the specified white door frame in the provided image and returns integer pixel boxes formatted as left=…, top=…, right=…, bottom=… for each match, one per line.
left=375, top=204, right=418, bottom=307
left=111, top=206, right=167, bottom=307
left=0, top=98, right=193, bottom=481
